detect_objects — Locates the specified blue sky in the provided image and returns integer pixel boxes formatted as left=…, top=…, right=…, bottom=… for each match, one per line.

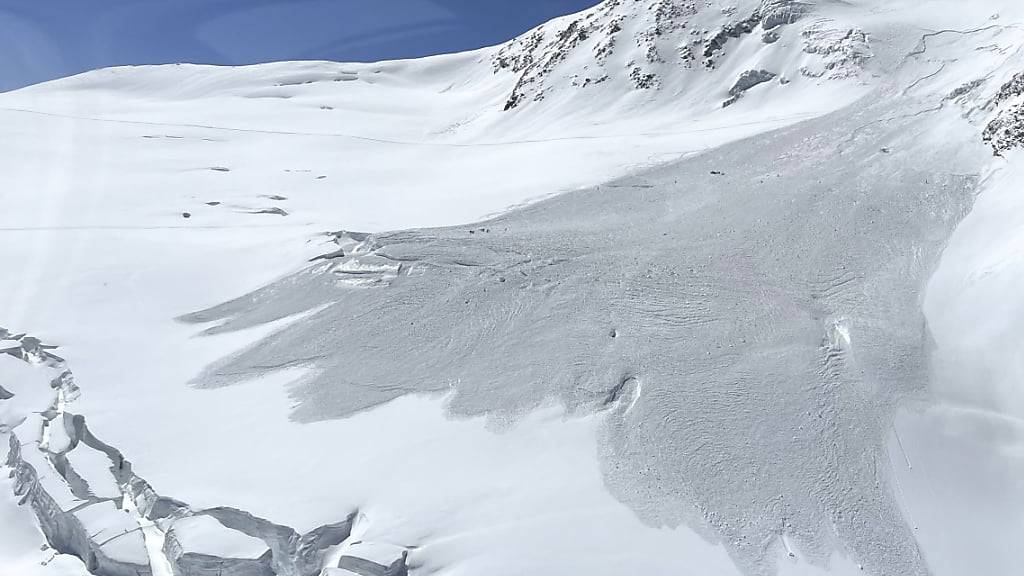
left=0, top=0, right=599, bottom=92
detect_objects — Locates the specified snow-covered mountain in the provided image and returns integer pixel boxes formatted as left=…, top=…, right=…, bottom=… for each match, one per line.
left=493, top=0, right=868, bottom=110
left=2, top=1, right=1024, bottom=576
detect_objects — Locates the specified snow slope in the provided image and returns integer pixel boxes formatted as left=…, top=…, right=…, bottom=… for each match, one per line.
left=2, top=1, right=1024, bottom=575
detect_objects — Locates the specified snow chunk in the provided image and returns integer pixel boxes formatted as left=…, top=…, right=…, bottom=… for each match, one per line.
left=168, top=515, right=271, bottom=560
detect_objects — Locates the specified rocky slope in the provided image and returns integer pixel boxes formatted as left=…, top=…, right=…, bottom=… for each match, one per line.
left=983, top=71, right=1024, bottom=153
left=492, top=0, right=869, bottom=110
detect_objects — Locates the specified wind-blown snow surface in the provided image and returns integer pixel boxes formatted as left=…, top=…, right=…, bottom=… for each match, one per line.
left=2, top=1, right=1024, bottom=575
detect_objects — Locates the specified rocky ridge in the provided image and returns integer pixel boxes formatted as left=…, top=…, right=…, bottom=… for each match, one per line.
left=983, top=71, right=1024, bottom=153
left=492, top=0, right=869, bottom=110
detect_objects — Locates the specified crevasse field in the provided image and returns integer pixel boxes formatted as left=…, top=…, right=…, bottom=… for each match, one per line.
left=2, top=1, right=1023, bottom=576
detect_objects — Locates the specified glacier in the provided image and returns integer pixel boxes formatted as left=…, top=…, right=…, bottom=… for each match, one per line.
left=3, top=1, right=1024, bottom=575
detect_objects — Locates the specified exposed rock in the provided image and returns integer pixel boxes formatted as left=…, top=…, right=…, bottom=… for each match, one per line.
left=991, top=71, right=1024, bottom=106
left=947, top=78, right=986, bottom=101
left=702, top=11, right=762, bottom=65
left=630, top=65, right=660, bottom=89
left=724, top=69, right=777, bottom=106
left=730, top=69, right=778, bottom=97
left=492, top=0, right=858, bottom=110
left=983, top=72, right=1024, bottom=154
left=983, top=107, right=1024, bottom=153
left=760, top=0, right=811, bottom=30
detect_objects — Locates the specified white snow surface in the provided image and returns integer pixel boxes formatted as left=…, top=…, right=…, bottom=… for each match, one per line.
left=2, top=0, right=1024, bottom=575
left=0, top=356, right=59, bottom=432
left=167, top=515, right=269, bottom=559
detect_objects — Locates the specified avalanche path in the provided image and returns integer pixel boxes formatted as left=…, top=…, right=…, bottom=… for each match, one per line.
left=182, top=89, right=981, bottom=576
